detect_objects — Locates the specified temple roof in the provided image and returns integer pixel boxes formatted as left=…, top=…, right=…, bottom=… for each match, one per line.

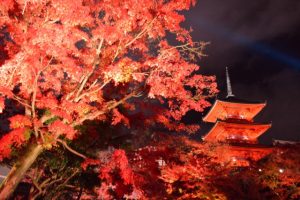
left=220, top=96, right=266, bottom=104
left=202, top=120, right=271, bottom=142
left=228, top=145, right=273, bottom=161
left=213, top=144, right=273, bottom=166
left=203, top=98, right=266, bottom=123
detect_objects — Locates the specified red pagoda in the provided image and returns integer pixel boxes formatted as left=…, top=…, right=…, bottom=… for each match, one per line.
left=202, top=68, right=273, bottom=166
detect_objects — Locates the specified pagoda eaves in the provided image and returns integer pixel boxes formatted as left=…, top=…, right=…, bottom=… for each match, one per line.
left=202, top=121, right=271, bottom=143
left=214, top=144, right=273, bottom=167
left=203, top=99, right=266, bottom=123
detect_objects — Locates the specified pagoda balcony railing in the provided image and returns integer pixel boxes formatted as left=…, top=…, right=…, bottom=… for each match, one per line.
left=225, top=138, right=258, bottom=145
left=224, top=118, right=253, bottom=123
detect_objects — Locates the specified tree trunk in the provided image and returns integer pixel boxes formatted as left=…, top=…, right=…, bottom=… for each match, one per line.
left=0, top=143, right=43, bottom=199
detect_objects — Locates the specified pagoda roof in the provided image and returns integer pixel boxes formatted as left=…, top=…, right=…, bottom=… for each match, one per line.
left=203, top=98, right=266, bottom=123
left=213, top=144, right=273, bottom=166
left=220, top=96, right=266, bottom=104
left=202, top=120, right=271, bottom=142
left=228, top=145, right=273, bottom=161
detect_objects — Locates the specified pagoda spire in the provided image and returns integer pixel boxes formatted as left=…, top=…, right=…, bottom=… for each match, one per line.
left=226, top=67, right=235, bottom=98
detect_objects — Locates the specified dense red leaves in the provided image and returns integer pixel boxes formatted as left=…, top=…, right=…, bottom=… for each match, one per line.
left=49, top=109, right=73, bottom=123
left=104, top=58, right=142, bottom=85
left=35, top=94, right=58, bottom=109
left=0, top=86, right=14, bottom=98
left=0, top=115, right=32, bottom=161
left=111, top=108, right=130, bottom=127
left=0, top=128, right=26, bottom=161
left=99, top=150, right=133, bottom=184
left=48, top=120, right=77, bottom=140
left=0, top=0, right=15, bottom=17
left=0, top=0, right=217, bottom=140
left=145, top=43, right=218, bottom=120
left=9, top=115, right=32, bottom=129
left=95, top=149, right=144, bottom=199
left=156, top=114, right=201, bottom=134
left=125, top=134, right=224, bottom=199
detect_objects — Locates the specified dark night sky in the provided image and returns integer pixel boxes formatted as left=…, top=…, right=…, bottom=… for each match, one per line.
left=182, top=0, right=300, bottom=144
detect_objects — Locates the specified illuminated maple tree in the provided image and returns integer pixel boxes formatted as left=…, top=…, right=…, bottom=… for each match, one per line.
left=0, top=0, right=218, bottom=198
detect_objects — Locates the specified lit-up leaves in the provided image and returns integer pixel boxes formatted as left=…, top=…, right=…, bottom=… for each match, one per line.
left=128, top=134, right=224, bottom=199
left=145, top=44, right=217, bottom=121
left=9, top=115, right=32, bottom=129
left=210, top=146, right=300, bottom=200
left=155, top=114, right=200, bottom=134
left=36, top=94, right=59, bottom=109
left=50, top=0, right=93, bottom=26
left=0, top=128, right=26, bottom=161
left=48, top=120, right=77, bottom=140
left=0, top=0, right=217, bottom=145
left=104, top=58, right=142, bottom=85
left=112, top=149, right=133, bottom=184
left=111, top=108, right=130, bottom=127
left=0, top=0, right=15, bottom=17
left=256, top=147, right=300, bottom=198
left=97, top=149, right=143, bottom=199
left=99, top=149, right=133, bottom=184
left=49, top=108, right=73, bottom=123
left=0, top=86, right=14, bottom=98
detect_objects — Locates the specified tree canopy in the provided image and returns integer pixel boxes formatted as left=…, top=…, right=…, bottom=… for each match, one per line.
left=0, top=0, right=218, bottom=198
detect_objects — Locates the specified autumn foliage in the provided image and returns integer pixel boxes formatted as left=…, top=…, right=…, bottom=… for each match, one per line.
left=0, top=0, right=218, bottom=198
left=0, top=0, right=217, bottom=160
left=15, top=131, right=300, bottom=199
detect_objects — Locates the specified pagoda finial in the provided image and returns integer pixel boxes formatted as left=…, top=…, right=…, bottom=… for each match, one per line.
left=226, top=67, right=235, bottom=98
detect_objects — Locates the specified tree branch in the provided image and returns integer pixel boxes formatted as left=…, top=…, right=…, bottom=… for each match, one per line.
left=32, top=56, right=53, bottom=118
left=22, top=0, right=28, bottom=15
left=75, top=38, right=104, bottom=101
left=57, top=139, right=87, bottom=159
left=125, top=16, right=157, bottom=48
left=73, top=91, right=137, bottom=126
left=74, top=78, right=111, bottom=102
left=12, top=94, right=31, bottom=109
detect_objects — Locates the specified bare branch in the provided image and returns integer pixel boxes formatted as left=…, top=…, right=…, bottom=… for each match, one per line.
left=96, top=37, right=105, bottom=56
left=57, top=139, right=87, bottom=159
left=22, top=0, right=28, bottom=15
left=112, top=40, right=122, bottom=63
left=75, top=38, right=104, bottom=100
left=74, top=78, right=111, bottom=102
left=125, top=16, right=158, bottom=48
left=8, top=66, right=18, bottom=86
left=50, top=169, right=80, bottom=199
left=31, top=56, right=53, bottom=118
left=73, top=91, right=137, bottom=126
left=31, top=179, right=43, bottom=196
left=12, top=94, right=31, bottom=109
left=160, top=41, right=210, bottom=61
left=65, top=75, right=86, bottom=101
